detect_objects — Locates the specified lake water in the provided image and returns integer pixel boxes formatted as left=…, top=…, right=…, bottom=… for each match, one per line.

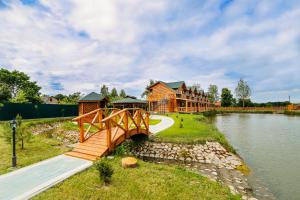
left=214, top=114, right=300, bottom=200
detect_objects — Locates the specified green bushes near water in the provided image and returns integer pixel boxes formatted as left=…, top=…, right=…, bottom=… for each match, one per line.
left=284, top=111, right=300, bottom=116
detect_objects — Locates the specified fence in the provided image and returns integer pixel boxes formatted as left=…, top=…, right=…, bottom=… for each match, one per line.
left=215, top=106, right=287, bottom=111
left=0, top=103, right=78, bottom=121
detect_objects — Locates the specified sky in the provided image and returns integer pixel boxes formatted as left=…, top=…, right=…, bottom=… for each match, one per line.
left=0, top=0, right=299, bottom=102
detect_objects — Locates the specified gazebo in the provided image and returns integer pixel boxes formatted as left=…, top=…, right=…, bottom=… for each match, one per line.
left=111, top=96, right=147, bottom=110
left=78, top=92, right=109, bottom=115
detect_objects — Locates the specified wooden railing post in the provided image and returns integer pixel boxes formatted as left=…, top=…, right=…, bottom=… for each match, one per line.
left=136, top=110, right=141, bottom=132
left=105, top=120, right=111, bottom=149
left=124, top=111, right=128, bottom=132
left=146, top=112, right=150, bottom=134
left=79, top=119, right=84, bottom=143
left=98, top=110, right=103, bottom=129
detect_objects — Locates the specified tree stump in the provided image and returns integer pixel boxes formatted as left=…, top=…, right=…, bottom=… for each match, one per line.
left=121, top=157, right=138, bottom=168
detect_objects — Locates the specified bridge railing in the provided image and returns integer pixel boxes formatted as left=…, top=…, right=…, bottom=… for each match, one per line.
left=101, top=108, right=150, bottom=149
left=72, top=108, right=150, bottom=145
left=72, top=108, right=120, bottom=142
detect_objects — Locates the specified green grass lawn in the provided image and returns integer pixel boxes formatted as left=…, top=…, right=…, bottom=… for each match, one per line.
left=33, top=157, right=240, bottom=200
left=154, top=113, right=235, bottom=153
left=149, top=119, right=161, bottom=125
left=0, top=119, right=72, bottom=175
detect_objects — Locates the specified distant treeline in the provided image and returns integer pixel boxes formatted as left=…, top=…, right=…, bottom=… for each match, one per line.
left=250, top=101, right=290, bottom=107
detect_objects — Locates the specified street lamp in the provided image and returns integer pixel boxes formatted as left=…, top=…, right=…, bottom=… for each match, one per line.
left=10, top=119, right=17, bottom=168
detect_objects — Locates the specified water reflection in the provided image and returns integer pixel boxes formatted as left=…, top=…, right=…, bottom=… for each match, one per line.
left=215, top=114, right=300, bottom=200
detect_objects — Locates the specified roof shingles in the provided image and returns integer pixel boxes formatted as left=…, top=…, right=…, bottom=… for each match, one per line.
left=79, top=92, right=106, bottom=101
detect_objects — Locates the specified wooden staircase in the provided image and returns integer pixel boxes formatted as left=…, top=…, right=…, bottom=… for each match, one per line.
left=65, top=108, right=150, bottom=161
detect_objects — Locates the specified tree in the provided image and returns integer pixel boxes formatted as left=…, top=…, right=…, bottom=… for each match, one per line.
left=0, top=83, right=11, bottom=102
left=68, top=92, right=82, bottom=103
left=120, top=89, right=126, bottom=98
left=235, top=79, right=251, bottom=107
left=141, top=79, right=156, bottom=98
left=100, top=85, right=109, bottom=97
left=110, top=88, right=118, bottom=97
left=3, top=114, right=31, bottom=149
left=208, top=84, right=219, bottom=103
left=237, top=99, right=254, bottom=107
left=0, top=68, right=42, bottom=103
left=10, top=90, right=29, bottom=103
left=59, top=92, right=82, bottom=104
left=221, top=88, right=233, bottom=107
left=54, top=94, right=66, bottom=102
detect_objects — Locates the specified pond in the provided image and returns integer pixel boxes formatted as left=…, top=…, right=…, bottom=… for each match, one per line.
left=214, top=114, right=300, bottom=200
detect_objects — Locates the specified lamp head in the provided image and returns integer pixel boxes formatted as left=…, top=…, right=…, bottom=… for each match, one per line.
left=10, top=119, right=17, bottom=129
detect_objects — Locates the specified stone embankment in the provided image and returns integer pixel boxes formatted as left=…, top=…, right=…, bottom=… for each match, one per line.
left=132, top=141, right=242, bottom=169
left=132, top=141, right=259, bottom=200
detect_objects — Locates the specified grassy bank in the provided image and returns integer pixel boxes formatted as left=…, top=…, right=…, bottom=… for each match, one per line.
left=33, top=157, right=240, bottom=200
left=153, top=113, right=235, bottom=153
left=0, top=117, right=164, bottom=174
left=283, top=110, right=300, bottom=116
left=0, top=122, right=70, bottom=174
left=149, top=119, right=161, bottom=125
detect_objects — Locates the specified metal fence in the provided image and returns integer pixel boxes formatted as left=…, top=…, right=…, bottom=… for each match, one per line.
left=0, top=103, right=78, bottom=121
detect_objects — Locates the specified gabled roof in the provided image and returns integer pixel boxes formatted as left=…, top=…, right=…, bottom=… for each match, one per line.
left=147, top=81, right=185, bottom=91
left=79, top=92, right=107, bottom=102
left=112, top=98, right=147, bottom=104
left=163, top=81, right=185, bottom=90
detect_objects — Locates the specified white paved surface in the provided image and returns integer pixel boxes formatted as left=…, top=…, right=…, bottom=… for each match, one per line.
left=0, top=155, right=92, bottom=200
left=149, top=115, right=174, bottom=134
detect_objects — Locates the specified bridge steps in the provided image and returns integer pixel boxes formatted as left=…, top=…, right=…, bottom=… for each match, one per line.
left=65, top=128, right=125, bottom=161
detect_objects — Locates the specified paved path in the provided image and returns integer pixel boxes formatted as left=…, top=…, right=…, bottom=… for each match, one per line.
left=0, top=155, right=92, bottom=200
left=0, top=115, right=172, bottom=200
left=149, top=115, right=174, bottom=134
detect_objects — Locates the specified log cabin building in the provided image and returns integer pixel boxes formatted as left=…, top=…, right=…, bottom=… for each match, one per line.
left=78, top=92, right=109, bottom=115
left=147, top=81, right=210, bottom=113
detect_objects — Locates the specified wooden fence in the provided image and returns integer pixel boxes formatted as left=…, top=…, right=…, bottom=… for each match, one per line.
left=215, top=106, right=287, bottom=111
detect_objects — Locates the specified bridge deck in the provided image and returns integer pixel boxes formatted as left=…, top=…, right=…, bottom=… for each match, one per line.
left=65, top=127, right=125, bottom=160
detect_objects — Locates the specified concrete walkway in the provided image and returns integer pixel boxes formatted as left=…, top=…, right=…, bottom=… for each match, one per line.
left=149, top=115, right=174, bottom=134
left=0, top=115, right=173, bottom=200
left=0, top=155, right=92, bottom=200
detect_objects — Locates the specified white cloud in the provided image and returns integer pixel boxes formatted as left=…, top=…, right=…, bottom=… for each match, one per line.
left=0, top=0, right=299, bottom=102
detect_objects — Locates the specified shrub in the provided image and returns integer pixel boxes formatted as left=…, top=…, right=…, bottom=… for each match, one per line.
left=94, top=159, right=114, bottom=185
left=203, top=110, right=217, bottom=117
left=179, top=122, right=184, bottom=128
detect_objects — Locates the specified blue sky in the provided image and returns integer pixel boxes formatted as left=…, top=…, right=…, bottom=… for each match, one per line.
left=0, top=0, right=299, bottom=102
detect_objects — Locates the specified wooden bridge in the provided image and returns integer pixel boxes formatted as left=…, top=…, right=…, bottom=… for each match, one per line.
left=65, top=108, right=150, bottom=161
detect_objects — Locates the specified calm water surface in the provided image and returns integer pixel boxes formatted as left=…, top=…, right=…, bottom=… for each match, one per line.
left=215, top=114, right=300, bottom=200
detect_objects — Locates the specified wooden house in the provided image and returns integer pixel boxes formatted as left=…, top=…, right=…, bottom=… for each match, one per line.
left=111, top=96, right=147, bottom=110
left=147, top=81, right=209, bottom=113
left=78, top=92, right=109, bottom=115
left=42, top=95, right=58, bottom=104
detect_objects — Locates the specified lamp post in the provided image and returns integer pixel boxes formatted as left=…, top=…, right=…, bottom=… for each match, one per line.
left=10, top=119, right=17, bottom=168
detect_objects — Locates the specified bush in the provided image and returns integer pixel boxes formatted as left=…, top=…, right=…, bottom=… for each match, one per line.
left=179, top=122, right=184, bottom=128
left=94, top=159, right=114, bottom=184
left=113, top=139, right=145, bottom=156
left=203, top=110, right=217, bottom=117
